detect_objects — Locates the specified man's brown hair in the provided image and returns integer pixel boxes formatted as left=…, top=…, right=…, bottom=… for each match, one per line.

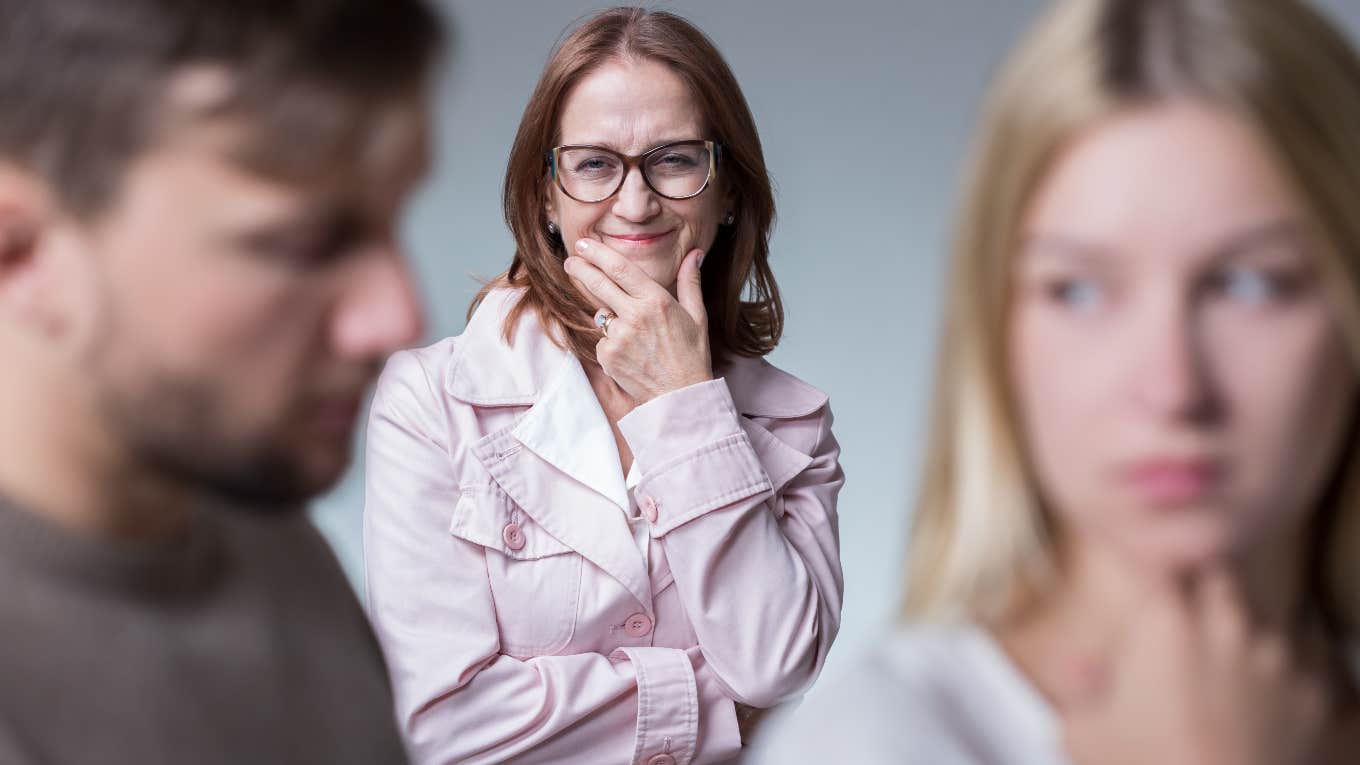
left=0, top=0, right=445, bottom=216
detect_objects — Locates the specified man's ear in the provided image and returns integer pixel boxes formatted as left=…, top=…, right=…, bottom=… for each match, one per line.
left=0, top=165, right=70, bottom=338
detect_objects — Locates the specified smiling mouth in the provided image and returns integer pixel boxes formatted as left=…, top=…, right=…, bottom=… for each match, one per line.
left=605, top=230, right=675, bottom=247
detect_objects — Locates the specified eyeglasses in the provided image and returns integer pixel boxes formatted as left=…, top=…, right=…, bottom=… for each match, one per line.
left=546, top=139, right=721, bottom=203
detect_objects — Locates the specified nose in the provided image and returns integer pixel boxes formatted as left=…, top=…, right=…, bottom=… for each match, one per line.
left=1126, top=292, right=1218, bottom=424
left=330, top=244, right=425, bottom=361
left=610, top=165, right=660, bottom=222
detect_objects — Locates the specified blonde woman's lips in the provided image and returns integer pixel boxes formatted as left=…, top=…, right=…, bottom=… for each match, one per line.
left=1122, top=458, right=1224, bottom=506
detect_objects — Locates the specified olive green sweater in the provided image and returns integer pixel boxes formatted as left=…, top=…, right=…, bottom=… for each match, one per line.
left=0, top=497, right=407, bottom=764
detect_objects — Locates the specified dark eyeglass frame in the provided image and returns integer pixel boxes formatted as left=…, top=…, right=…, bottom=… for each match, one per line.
left=545, top=139, right=723, bottom=203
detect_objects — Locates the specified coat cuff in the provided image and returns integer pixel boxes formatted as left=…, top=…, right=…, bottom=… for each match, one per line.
left=618, top=380, right=774, bottom=537
left=610, top=647, right=700, bottom=765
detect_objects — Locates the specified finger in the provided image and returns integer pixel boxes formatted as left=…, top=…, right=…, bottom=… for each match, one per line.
left=1194, top=564, right=1249, bottom=655
left=564, top=255, right=633, bottom=317
left=676, top=248, right=707, bottom=324
left=573, top=238, right=666, bottom=299
left=1123, top=568, right=1196, bottom=665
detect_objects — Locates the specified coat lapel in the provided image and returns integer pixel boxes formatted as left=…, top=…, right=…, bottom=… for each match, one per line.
left=471, top=424, right=652, bottom=609
left=451, top=290, right=833, bottom=610
left=456, top=289, right=650, bottom=608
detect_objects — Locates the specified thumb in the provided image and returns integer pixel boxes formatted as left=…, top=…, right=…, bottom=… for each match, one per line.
left=676, top=248, right=707, bottom=323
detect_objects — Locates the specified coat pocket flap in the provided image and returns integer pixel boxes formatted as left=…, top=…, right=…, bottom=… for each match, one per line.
left=449, top=485, right=574, bottom=560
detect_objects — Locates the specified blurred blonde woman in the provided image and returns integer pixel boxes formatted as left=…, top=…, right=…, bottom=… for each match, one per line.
left=758, top=0, right=1360, bottom=763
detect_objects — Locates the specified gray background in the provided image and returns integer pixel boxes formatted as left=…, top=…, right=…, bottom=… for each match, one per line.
left=310, top=0, right=1360, bottom=693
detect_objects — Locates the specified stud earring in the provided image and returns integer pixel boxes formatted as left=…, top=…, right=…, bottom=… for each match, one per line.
left=546, top=221, right=559, bottom=236
left=723, top=212, right=735, bottom=225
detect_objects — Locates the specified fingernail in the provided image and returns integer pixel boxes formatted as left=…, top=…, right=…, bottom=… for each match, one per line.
left=575, top=239, right=589, bottom=254
left=698, top=252, right=707, bottom=268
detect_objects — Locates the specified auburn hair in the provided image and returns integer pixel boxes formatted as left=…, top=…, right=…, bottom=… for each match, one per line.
left=473, top=7, right=782, bottom=365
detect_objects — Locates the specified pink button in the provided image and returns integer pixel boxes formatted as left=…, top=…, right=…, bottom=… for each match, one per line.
left=623, top=612, right=653, bottom=637
left=502, top=523, right=526, bottom=551
left=647, top=755, right=676, bottom=765
left=640, top=495, right=659, bottom=523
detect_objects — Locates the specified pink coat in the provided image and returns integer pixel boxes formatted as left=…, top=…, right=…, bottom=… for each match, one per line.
left=363, top=288, right=845, bottom=765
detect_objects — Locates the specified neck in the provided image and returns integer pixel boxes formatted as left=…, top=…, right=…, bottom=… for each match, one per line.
left=0, top=368, right=191, bottom=542
left=582, top=360, right=638, bottom=416
left=582, top=359, right=638, bottom=476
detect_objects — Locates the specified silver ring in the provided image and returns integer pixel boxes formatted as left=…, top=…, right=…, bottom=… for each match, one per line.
left=595, top=310, right=617, bottom=337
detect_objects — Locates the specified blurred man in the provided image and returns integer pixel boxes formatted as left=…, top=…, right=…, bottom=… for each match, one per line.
left=0, top=1, right=443, bottom=761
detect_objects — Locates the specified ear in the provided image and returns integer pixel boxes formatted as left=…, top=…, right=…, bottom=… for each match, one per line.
left=543, top=192, right=558, bottom=232
left=0, top=165, right=73, bottom=339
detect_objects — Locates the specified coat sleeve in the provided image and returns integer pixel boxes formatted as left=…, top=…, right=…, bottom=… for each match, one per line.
left=362, top=350, right=741, bottom=765
left=617, top=379, right=846, bottom=709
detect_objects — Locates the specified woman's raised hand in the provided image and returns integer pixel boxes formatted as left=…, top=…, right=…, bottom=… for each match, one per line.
left=565, top=238, right=713, bottom=403
left=1060, top=566, right=1330, bottom=765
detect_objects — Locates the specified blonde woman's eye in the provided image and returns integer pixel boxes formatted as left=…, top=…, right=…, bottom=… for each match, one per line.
left=1045, top=278, right=1105, bottom=313
left=1209, top=266, right=1295, bottom=305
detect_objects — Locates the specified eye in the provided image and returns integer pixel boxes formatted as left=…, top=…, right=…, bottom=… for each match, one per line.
left=1206, top=265, right=1293, bottom=306
left=657, top=152, right=697, bottom=166
left=1044, top=277, right=1106, bottom=313
left=570, top=154, right=619, bottom=176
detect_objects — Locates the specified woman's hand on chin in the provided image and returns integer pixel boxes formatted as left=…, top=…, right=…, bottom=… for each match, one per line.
left=1059, top=565, right=1330, bottom=765
left=565, top=238, right=713, bottom=404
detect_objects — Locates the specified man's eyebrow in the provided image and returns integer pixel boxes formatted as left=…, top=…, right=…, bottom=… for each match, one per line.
left=230, top=204, right=364, bottom=251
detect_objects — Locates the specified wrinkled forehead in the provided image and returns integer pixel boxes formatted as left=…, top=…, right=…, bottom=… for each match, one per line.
left=154, top=65, right=430, bottom=196
left=556, top=58, right=707, bottom=151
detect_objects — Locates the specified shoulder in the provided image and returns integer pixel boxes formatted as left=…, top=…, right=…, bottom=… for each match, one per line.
left=754, top=625, right=1040, bottom=764
left=827, top=625, right=992, bottom=712
left=369, top=337, right=459, bottom=441
left=377, top=336, right=456, bottom=397
left=214, top=511, right=369, bottom=620
left=719, top=355, right=829, bottom=420
left=378, top=336, right=457, bottom=396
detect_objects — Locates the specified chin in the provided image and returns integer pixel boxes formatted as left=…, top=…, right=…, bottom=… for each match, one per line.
left=624, top=265, right=674, bottom=291
left=1121, top=514, right=1242, bottom=572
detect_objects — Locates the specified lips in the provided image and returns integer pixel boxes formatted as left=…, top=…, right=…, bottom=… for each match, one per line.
left=604, top=229, right=676, bottom=247
left=1121, top=458, right=1225, bottom=506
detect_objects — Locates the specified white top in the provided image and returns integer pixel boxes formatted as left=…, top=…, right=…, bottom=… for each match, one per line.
left=751, top=625, right=1073, bottom=765
left=624, top=462, right=650, bottom=564
left=531, top=352, right=652, bottom=562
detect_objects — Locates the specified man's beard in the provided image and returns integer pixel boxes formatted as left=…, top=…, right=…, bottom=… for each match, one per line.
left=99, top=374, right=341, bottom=513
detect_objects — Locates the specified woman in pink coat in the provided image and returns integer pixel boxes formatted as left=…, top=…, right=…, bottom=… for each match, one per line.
left=362, top=8, right=845, bottom=764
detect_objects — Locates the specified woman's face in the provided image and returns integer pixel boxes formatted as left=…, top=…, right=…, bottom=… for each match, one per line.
left=547, top=58, right=729, bottom=293
left=1010, top=102, right=1357, bottom=572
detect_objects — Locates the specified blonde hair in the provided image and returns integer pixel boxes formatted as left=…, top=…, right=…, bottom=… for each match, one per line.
left=903, top=0, right=1360, bottom=632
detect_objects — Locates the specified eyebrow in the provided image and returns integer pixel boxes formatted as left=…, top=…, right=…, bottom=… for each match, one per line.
left=558, top=137, right=702, bottom=152
left=1209, top=220, right=1307, bottom=261
left=1019, top=219, right=1306, bottom=265
left=230, top=203, right=365, bottom=254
